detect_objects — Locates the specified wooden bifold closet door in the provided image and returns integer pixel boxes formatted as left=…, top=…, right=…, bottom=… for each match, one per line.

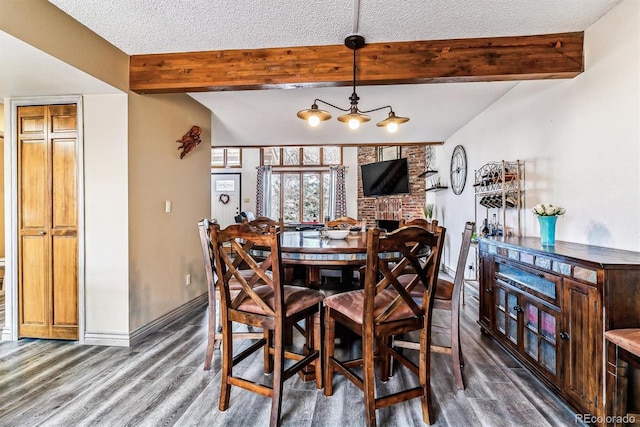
left=18, top=104, right=78, bottom=340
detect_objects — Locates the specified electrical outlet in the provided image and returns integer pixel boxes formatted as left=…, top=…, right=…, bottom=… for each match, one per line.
left=185, top=273, right=191, bottom=286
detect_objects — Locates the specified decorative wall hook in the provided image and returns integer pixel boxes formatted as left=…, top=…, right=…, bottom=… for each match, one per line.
left=176, top=125, right=202, bottom=159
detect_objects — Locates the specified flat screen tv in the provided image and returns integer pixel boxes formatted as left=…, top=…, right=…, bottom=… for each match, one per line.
left=361, top=158, right=410, bottom=197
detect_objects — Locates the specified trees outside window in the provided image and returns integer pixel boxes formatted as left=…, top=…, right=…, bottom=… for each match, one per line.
left=262, top=146, right=341, bottom=223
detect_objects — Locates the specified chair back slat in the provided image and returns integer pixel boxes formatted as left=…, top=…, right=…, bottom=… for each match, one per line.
left=211, top=223, right=283, bottom=318
left=327, top=216, right=359, bottom=229
left=451, top=222, right=475, bottom=306
left=401, top=217, right=439, bottom=232
left=363, top=225, right=445, bottom=325
left=248, top=216, right=284, bottom=231
left=197, top=219, right=217, bottom=291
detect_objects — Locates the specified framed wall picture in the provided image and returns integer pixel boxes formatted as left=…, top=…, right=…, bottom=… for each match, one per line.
left=377, top=146, right=401, bottom=161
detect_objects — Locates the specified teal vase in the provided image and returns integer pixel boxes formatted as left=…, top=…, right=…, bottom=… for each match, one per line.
left=537, top=215, right=558, bottom=246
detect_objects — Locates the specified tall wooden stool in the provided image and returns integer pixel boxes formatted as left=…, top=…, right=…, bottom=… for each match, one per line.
left=605, top=329, right=640, bottom=426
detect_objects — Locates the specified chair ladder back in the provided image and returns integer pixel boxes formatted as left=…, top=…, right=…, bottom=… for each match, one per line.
left=211, top=223, right=283, bottom=318
left=364, top=226, right=446, bottom=325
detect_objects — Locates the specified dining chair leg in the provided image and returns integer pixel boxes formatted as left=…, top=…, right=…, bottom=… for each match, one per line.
left=314, top=309, right=323, bottom=389
left=264, top=329, right=273, bottom=373
left=419, top=323, right=434, bottom=424
left=363, top=333, right=377, bottom=427
left=270, top=322, right=285, bottom=427
left=451, top=307, right=464, bottom=390
left=377, top=336, right=391, bottom=382
left=219, top=317, right=233, bottom=411
left=204, top=294, right=217, bottom=370
left=323, top=310, right=336, bottom=397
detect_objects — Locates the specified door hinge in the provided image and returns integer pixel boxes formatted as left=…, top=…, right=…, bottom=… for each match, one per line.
left=594, top=395, right=598, bottom=408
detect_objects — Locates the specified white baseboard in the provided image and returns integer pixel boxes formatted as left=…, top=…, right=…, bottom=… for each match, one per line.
left=84, top=293, right=208, bottom=347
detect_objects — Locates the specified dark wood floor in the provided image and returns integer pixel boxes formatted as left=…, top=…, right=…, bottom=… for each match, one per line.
left=0, top=286, right=581, bottom=426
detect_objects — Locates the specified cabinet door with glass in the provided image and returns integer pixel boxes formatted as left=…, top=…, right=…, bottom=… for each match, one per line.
left=522, top=298, right=562, bottom=385
left=493, top=282, right=521, bottom=348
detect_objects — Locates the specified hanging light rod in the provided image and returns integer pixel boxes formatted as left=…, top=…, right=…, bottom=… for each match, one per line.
left=297, top=35, right=409, bottom=133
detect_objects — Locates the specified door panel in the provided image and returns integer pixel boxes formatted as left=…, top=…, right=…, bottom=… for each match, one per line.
left=52, top=236, right=77, bottom=327
left=52, top=138, right=77, bottom=228
left=20, top=139, right=48, bottom=229
left=563, top=278, right=600, bottom=413
left=20, top=236, right=47, bottom=326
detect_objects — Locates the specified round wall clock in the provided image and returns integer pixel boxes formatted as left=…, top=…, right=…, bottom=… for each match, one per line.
left=450, top=145, right=467, bottom=195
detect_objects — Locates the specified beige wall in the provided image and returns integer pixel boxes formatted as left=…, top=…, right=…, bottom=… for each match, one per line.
left=128, top=93, right=211, bottom=331
left=2, top=1, right=212, bottom=342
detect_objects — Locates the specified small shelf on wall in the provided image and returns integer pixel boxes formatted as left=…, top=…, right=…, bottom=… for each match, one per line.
left=425, top=186, right=448, bottom=192
left=418, top=169, right=438, bottom=178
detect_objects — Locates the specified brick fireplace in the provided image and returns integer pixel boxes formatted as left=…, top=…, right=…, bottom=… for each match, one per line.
left=357, top=146, right=426, bottom=227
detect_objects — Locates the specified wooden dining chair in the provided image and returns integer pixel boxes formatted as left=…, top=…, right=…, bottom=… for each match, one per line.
left=393, top=221, right=475, bottom=390
left=211, top=222, right=324, bottom=427
left=401, top=218, right=439, bottom=232
left=326, top=216, right=359, bottom=229
left=324, top=225, right=446, bottom=427
left=321, top=216, right=360, bottom=287
left=248, top=216, right=284, bottom=230
left=197, top=219, right=265, bottom=370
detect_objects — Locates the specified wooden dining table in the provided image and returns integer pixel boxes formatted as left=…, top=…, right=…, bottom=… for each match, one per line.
left=283, top=230, right=370, bottom=286
left=251, top=229, right=412, bottom=288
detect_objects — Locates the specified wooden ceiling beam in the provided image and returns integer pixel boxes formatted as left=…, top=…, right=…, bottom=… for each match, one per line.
left=130, top=32, right=583, bottom=94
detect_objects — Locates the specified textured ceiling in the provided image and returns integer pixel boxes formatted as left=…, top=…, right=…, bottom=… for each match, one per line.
left=49, top=0, right=622, bottom=55
left=17, top=0, right=623, bottom=145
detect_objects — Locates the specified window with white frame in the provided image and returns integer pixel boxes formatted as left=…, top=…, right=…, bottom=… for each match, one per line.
left=211, top=148, right=242, bottom=168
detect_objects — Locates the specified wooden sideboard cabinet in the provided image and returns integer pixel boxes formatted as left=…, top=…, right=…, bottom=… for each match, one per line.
left=478, top=237, right=640, bottom=422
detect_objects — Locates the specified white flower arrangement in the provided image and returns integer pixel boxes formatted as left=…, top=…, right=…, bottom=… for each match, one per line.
left=532, top=203, right=566, bottom=216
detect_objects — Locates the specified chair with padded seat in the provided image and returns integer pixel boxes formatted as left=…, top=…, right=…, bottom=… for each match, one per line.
left=321, top=216, right=361, bottom=287
left=392, top=221, right=475, bottom=390
left=324, top=225, right=446, bottom=427
left=211, top=222, right=324, bottom=427
left=198, top=218, right=265, bottom=370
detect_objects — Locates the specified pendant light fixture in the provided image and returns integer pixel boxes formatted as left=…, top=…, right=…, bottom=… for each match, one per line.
left=297, top=34, right=409, bottom=133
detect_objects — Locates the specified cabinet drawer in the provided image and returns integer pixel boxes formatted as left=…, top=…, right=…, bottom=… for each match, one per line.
left=494, top=259, right=561, bottom=306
